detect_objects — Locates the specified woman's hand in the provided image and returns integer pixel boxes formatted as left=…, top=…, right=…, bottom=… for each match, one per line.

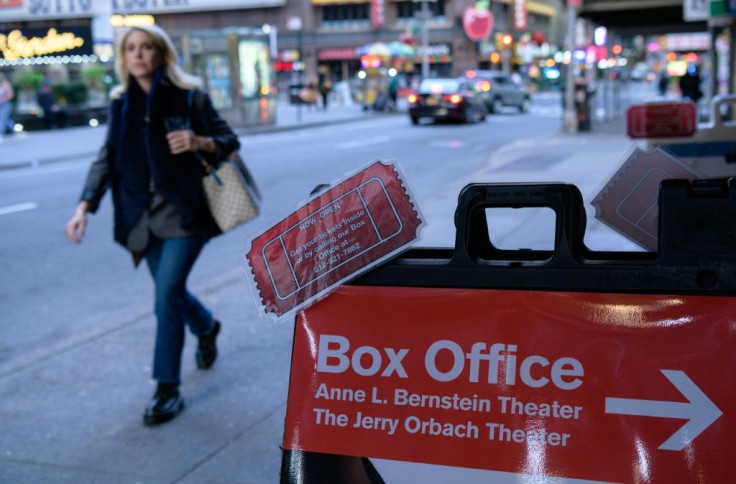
left=66, top=201, right=89, bottom=244
left=166, top=130, right=215, bottom=155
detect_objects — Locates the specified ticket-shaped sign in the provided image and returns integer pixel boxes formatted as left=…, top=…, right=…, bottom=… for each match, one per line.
left=592, top=147, right=703, bottom=251
left=627, top=102, right=697, bottom=139
left=284, top=286, right=735, bottom=482
left=247, top=161, right=423, bottom=316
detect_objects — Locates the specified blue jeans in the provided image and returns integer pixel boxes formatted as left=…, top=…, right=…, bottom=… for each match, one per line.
left=145, top=234, right=214, bottom=385
left=0, top=101, right=13, bottom=134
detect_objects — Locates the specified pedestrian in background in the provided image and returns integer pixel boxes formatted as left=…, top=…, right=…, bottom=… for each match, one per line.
left=318, top=73, right=332, bottom=110
left=658, top=73, right=669, bottom=97
left=679, top=64, right=702, bottom=103
left=0, top=72, right=15, bottom=137
left=65, top=25, right=240, bottom=425
left=300, top=74, right=319, bottom=108
left=388, top=74, right=398, bottom=106
left=37, top=82, right=68, bottom=129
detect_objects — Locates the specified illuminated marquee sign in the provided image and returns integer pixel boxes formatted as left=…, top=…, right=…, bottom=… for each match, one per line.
left=0, top=27, right=93, bottom=60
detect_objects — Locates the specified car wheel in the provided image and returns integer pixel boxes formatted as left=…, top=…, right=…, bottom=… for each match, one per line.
left=464, top=107, right=473, bottom=124
left=491, top=98, right=504, bottom=114
left=519, top=97, right=531, bottom=113
left=410, top=116, right=419, bottom=125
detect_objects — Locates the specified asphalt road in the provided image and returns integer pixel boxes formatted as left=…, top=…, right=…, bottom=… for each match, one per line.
left=0, top=99, right=573, bottom=376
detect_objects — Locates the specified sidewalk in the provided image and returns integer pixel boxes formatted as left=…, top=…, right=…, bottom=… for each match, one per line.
left=0, top=98, right=380, bottom=170
left=1, top=104, right=635, bottom=483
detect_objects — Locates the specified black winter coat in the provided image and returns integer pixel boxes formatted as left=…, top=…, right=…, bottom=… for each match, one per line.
left=80, top=72, right=240, bottom=248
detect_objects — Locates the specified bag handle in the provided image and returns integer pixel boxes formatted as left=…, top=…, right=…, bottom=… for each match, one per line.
left=186, top=90, right=222, bottom=185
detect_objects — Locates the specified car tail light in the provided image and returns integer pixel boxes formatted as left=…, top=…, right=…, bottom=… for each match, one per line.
left=407, top=94, right=418, bottom=104
left=445, top=94, right=462, bottom=104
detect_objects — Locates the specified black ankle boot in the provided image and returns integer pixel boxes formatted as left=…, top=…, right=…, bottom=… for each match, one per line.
left=143, top=383, right=184, bottom=426
left=196, top=320, right=221, bottom=369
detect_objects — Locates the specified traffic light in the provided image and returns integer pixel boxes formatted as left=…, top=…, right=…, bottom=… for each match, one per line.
left=495, top=33, right=513, bottom=50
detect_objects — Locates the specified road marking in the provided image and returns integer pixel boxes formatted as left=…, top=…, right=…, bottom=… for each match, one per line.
left=0, top=159, right=92, bottom=179
left=428, top=140, right=468, bottom=148
left=336, top=136, right=391, bottom=149
left=0, top=202, right=38, bottom=216
left=605, top=369, right=722, bottom=451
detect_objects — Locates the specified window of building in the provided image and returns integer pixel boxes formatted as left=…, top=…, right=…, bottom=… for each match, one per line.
left=396, top=0, right=446, bottom=24
left=322, top=4, right=371, bottom=29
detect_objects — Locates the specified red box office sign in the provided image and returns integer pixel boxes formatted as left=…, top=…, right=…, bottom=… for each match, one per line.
left=285, top=288, right=734, bottom=482
left=281, top=182, right=736, bottom=483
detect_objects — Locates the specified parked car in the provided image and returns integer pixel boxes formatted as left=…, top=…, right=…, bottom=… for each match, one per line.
left=462, top=70, right=531, bottom=114
left=407, top=78, right=487, bottom=125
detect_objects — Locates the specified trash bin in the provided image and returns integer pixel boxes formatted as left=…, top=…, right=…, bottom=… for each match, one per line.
left=574, top=82, right=593, bottom=131
left=289, top=83, right=303, bottom=104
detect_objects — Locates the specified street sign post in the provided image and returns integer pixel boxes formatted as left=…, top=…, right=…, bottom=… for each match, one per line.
left=281, top=182, right=736, bottom=483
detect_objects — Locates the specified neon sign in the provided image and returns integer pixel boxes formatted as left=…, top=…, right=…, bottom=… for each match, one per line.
left=0, top=28, right=89, bottom=60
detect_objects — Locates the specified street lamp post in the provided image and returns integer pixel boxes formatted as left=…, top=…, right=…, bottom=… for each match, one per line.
left=415, top=0, right=432, bottom=80
left=563, top=1, right=578, bottom=134
left=287, top=16, right=303, bottom=122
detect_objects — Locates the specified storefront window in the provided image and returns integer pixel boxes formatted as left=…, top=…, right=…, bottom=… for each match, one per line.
left=205, top=54, right=232, bottom=110
left=396, top=0, right=445, bottom=24
left=239, top=39, right=272, bottom=99
left=322, top=4, right=370, bottom=28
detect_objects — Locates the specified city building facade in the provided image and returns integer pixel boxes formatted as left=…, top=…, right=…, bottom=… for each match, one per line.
left=0, top=0, right=564, bottom=127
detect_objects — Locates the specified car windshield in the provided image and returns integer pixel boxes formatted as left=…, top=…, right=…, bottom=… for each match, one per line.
left=418, top=79, right=460, bottom=94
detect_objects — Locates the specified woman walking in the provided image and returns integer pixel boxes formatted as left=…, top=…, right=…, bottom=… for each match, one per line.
left=0, top=72, right=15, bottom=136
left=66, top=25, right=240, bottom=425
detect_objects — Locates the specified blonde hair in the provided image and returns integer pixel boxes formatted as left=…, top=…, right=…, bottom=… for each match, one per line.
left=110, top=25, right=201, bottom=99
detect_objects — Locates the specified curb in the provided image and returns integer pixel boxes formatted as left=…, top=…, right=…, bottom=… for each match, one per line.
left=0, top=113, right=394, bottom=171
left=1, top=151, right=100, bottom=171
left=232, top=113, right=388, bottom=136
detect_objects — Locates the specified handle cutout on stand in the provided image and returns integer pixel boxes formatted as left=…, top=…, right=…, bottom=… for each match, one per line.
left=453, top=183, right=588, bottom=267
left=485, top=206, right=557, bottom=252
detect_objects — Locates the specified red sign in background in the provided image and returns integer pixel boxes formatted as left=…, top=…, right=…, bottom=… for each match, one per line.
left=513, top=0, right=528, bottom=31
left=627, top=102, right=697, bottom=139
left=284, top=286, right=735, bottom=482
left=247, top=161, right=422, bottom=316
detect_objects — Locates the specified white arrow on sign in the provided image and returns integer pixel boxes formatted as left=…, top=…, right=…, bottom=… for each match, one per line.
left=605, top=369, right=722, bottom=451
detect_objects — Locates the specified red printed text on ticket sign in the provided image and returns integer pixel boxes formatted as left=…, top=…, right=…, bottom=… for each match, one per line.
left=247, top=160, right=423, bottom=316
